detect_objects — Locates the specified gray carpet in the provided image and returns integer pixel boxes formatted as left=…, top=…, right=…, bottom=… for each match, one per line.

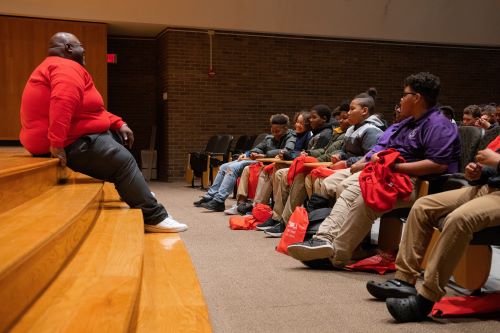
left=150, top=181, right=500, bottom=333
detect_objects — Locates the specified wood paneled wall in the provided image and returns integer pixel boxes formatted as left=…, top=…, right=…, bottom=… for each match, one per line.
left=0, top=16, right=107, bottom=140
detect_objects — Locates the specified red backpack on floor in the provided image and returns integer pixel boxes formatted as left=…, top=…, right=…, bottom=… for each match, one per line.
left=276, top=207, right=309, bottom=255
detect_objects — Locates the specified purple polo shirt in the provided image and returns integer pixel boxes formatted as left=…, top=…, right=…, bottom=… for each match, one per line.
left=385, top=106, right=460, bottom=173
left=365, top=122, right=402, bottom=161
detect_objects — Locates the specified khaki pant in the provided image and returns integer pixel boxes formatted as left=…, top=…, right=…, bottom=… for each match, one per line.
left=236, top=165, right=272, bottom=204
left=395, top=185, right=500, bottom=302
left=318, top=169, right=360, bottom=199
left=314, top=175, right=418, bottom=265
left=305, top=169, right=360, bottom=200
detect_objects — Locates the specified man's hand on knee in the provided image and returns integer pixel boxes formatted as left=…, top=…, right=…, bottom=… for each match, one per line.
left=119, top=124, right=134, bottom=148
left=50, top=146, right=67, bottom=167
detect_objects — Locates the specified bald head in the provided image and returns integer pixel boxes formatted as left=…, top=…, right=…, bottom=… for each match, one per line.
left=48, top=32, right=85, bottom=66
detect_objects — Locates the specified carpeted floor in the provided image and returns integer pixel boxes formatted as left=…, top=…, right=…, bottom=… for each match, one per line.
left=150, top=181, right=500, bottom=333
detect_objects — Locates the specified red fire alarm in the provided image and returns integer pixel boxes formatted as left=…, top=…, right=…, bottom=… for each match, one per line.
left=107, top=54, right=118, bottom=64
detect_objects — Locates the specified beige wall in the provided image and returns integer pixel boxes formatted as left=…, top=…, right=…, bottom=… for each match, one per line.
left=0, top=0, right=500, bottom=45
left=0, top=16, right=107, bottom=140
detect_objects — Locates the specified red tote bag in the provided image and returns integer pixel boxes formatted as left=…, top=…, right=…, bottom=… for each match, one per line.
left=276, top=207, right=309, bottom=255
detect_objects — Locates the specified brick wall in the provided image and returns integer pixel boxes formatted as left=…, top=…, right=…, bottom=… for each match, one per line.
left=110, top=30, right=500, bottom=181
left=107, top=37, right=158, bottom=163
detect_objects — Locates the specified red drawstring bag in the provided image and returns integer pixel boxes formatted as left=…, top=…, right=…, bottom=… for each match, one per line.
left=276, top=207, right=309, bottom=255
left=310, top=166, right=337, bottom=180
left=487, top=135, right=500, bottom=151
left=287, top=156, right=318, bottom=185
left=247, top=162, right=263, bottom=199
left=263, top=163, right=275, bottom=174
left=229, top=215, right=260, bottom=230
left=345, top=252, right=396, bottom=275
left=252, top=203, right=272, bottom=222
left=359, top=149, right=413, bottom=212
left=431, top=293, right=500, bottom=318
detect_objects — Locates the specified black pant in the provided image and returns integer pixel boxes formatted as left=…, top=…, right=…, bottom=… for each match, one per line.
left=65, top=132, right=167, bottom=225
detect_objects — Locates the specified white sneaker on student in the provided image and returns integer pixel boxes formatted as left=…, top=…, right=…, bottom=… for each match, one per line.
left=224, top=204, right=239, bottom=215
left=144, top=215, right=188, bottom=233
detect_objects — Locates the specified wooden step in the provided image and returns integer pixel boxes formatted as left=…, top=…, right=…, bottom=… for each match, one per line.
left=102, top=182, right=129, bottom=209
left=0, top=151, right=60, bottom=212
left=0, top=182, right=103, bottom=331
left=10, top=201, right=144, bottom=332
left=135, top=233, right=212, bottom=333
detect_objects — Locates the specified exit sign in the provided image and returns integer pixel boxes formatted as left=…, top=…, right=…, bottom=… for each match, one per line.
left=107, top=54, right=118, bottom=64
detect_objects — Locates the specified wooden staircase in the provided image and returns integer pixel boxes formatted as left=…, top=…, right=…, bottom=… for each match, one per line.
left=0, top=147, right=211, bottom=333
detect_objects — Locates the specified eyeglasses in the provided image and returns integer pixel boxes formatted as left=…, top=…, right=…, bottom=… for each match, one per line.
left=401, top=92, right=417, bottom=98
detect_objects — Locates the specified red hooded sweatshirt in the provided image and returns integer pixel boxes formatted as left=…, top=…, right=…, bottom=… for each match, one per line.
left=20, top=56, right=124, bottom=154
left=359, top=148, right=413, bottom=212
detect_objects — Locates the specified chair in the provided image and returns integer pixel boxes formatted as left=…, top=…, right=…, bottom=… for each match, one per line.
left=207, top=134, right=234, bottom=187
left=251, top=133, right=268, bottom=148
left=457, top=126, right=482, bottom=172
left=185, top=135, right=220, bottom=188
left=229, top=135, right=251, bottom=161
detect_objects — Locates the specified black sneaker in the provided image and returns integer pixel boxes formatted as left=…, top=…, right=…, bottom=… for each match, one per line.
left=200, top=199, right=225, bottom=212
left=237, top=201, right=254, bottom=215
left=255, top=217, right=280, bottom=231
left=264, top=222, right=285, bottom=238
left=287, top=238, right=334, bottom=261
left=193, top=197, right=210, bottom=207
left=366, top=279, right=417, bottom=300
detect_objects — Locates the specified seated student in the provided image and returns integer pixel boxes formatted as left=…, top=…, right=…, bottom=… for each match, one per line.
left=366, top=143, right=500, bottom=323
left=308, top=101, right=408, bottom=203
left=495, top=104, right=500, bottom=125
left=262, top=90, right=386, bottom=237
left=224, top=111, right=312, bottom=215
left=476, top=104, right=498, bottom=129
left=194, top=114, right=296, bottom=212
left=287, top=72, right=460, bottom=267
left=461, top=104, right=481, bottom=126
left=258, top=104, right=349, bottom=233
left=300, top=88, right=385, bottom=208
left=439, top=105, right=457, bottom=125
left=330, top=100, right=349, bottom=127
left=254, top=104, right=337, bottom=235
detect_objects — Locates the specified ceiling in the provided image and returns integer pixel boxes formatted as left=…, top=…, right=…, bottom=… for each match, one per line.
left=1, top=0, right=500, bottom=46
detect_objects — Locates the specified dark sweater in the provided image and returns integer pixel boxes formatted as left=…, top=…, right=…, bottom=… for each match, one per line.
left=250, top=129, right=296, bottom=157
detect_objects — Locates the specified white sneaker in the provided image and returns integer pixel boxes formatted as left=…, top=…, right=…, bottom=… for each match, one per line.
left=144, top=216, right=188, bottom=233
left=224, top=204, right=239, bottom=215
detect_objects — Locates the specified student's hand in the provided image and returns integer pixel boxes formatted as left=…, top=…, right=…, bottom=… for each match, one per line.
left=119, top=124, right=134, bottom=148
left=250, top=152, right=264, bottom=160
left=350, top=161, right=366, bottom=173
left=237, top=154, right=247, bottom=161
left=300, top=151, right=308, bottom=157
left=475, top=118, right=491, bottom=129
left=475, top=149, right=500, bottom=168
left=278, top=149, right=285, bottom=159
left=370, top=153, right=380, bottom=163
left=464, top=162, right=482, bottom=181
left=50, top=146, right=67, bottom=167
left=330, top=154, right=341, bottom=164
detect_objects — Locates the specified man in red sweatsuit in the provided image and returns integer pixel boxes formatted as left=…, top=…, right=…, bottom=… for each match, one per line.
left=20, top=32, right=186, bottom=233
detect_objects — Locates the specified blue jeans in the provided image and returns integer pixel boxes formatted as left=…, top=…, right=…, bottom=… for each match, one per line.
left=204, top=160, right=257, bottom=203
left=65, top=131, right=168, bottom=225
